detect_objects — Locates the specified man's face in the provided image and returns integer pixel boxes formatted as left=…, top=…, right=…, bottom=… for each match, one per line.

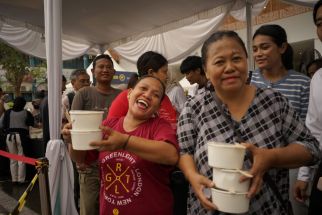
left=316, top=6, right=322, bottom=41
left=73, top=74, right=90, bottom=91
left=185, top=68, right=200, bottom=85
left=92, top=58, right=115, bottom=84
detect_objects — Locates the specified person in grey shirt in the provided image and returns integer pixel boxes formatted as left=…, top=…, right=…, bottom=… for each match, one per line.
left=70, top=54, right=121, bottom=215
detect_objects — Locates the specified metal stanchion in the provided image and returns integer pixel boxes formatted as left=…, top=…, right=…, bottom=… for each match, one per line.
left=37, top=157, right=52, bottom=215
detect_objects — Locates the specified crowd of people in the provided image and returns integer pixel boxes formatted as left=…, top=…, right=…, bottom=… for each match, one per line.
left=1, top=1, right=322, bottom=215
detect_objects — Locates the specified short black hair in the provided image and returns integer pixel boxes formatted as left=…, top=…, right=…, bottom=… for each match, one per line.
left=127, top=73, right=139, bottom=89
left=136, top=51, right=167, bottom=77
left=35, top=90, right=46, bottom=99
left=202, top=30, right=247, bottom=67
left=313, top=0, right=322, bottom=24
left=306, top=58, right=322, bottom=71
left=70, top=69, right=88, bottom=81
left=12, top=96, right=26, bottom=112
left=180, top=56, right=204, bottom=75
left=92, top=54, right=113, bottom=69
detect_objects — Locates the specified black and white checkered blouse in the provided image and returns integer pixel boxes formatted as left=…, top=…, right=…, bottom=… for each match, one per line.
left=177, top=87, right=320, bottom=215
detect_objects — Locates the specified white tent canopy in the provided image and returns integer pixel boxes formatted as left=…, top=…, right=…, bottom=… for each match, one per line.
left=0, top=0, right=270, bottom=61
left=0, top=0, right=317, bottom=214
left=0, top=0, right=316, bottom=62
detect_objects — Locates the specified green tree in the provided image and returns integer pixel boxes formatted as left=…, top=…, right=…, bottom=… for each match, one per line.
left=30, top=63, right=47, bottom=81
left=0, top=42, right=30, bottom=96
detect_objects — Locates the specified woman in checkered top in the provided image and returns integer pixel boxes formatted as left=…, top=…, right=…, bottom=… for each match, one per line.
left=176, top=31, right=320, bottom=215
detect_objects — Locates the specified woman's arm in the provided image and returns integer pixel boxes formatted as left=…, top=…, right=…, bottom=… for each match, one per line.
left=125, top=134, right=178, bottom=165
left=68, top=144, right=87, bottom=163
left=90, top=125, right=178, bottom=165
left=178, top=154, right=215, bottom=211
left=243, top=143, right=312, bottom=198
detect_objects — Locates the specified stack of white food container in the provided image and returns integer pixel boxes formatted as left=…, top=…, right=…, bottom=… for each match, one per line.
left=69, top=110, right=104, bottom=150
left=207, top=142, right=253, bottom=214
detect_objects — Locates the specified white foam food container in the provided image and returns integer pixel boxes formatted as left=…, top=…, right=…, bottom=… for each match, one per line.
left=70, top=130, right=102, bottom=150
left=208, top=142, right=246, bottom=169
left=211, top=188, right=249, bottom=214
left=213, top=167, right=252, bottom=193
left=69, top=110, right=104, bottom=131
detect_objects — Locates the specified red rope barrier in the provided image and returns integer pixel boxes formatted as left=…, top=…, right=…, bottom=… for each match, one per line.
left=0, top=150, right=37, bottom=166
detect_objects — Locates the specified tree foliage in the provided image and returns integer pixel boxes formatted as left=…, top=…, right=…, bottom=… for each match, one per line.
left=29, top=63, right=47, bottom=81
left=0, top=42, right=30, bottom=96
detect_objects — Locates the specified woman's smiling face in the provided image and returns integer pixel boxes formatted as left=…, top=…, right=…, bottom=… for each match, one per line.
left=128, top=76, right=164, bottom=120
left=252, top=35, right=286, bottom=71
left=204, top=36, right=248, bottom=94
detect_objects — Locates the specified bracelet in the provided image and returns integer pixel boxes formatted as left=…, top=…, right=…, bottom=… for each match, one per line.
left=123, top=135, right=131, bottom=150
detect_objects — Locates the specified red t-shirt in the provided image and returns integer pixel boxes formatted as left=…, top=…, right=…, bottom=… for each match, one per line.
left=107, top=89, right=177, bottom=130
left=99, top=117, right=178, bottom=215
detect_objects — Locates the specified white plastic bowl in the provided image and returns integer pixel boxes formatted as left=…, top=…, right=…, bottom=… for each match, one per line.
left=213, top=168, right=252, bottom=193
left=69, top=110, right=104, bottom=131
left=208, top=142, right=246, bottom=169
left=70, top=130, right=102, bottom=150
left=211, top=188, right=249, bottom=214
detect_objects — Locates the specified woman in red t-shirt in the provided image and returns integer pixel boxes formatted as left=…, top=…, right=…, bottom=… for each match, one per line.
left=64, top=76, right=179, bottom=215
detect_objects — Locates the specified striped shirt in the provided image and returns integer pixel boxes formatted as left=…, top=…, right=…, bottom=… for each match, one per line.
left=250, top=69, right=310, bottom=121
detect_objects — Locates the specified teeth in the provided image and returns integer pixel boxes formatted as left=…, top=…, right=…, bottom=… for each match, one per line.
left=137, top=99, right=148, bottom=108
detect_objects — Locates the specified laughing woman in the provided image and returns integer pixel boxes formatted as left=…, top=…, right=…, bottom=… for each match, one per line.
left=64, top=75, right=179, bottom=215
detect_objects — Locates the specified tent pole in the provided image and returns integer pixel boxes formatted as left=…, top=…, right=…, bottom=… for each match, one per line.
left=38, top=158, right=52, bottom=215
left=44, top=0, right=62, bottom=214
left=246, top=0, right=254, bottom=71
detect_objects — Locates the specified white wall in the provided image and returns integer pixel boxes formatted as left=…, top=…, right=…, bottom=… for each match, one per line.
left=186, top=12, right=317, bottom=56
left=236, top=12, right=317, bottom=50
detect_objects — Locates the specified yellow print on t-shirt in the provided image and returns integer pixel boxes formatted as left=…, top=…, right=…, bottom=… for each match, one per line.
left=101, top=152, right=142, bottom=206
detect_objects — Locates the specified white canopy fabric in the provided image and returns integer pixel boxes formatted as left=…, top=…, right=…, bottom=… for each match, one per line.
left=0, top=21, right=91, bottom=60
left=114, top=13, right=228, bottom=64
left=0, top=0, right=317, bottom=62
left=46, top=140, right=78, bottom=215
left=0, top=0, right=315, bottom=62
left=114, top=0, right=270, bottom=65
left=0, top=0, right=270, bottom=61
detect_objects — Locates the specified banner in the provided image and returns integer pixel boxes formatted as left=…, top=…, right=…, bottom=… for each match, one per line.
left=112, top=71, right=136, bottom=85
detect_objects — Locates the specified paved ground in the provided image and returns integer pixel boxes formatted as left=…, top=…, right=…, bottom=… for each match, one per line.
left=0, top=135, right=43, bottom=215
left=0, top=177, right=41, bottom=215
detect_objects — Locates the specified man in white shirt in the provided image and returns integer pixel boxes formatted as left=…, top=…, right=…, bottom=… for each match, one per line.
left=61, top=69, right=90, bottom=212
left=62, top=69, right=90, bottom=124
left=180, top=56, right=208, bottom=98
left=294, top=1, right=322, bottom=214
